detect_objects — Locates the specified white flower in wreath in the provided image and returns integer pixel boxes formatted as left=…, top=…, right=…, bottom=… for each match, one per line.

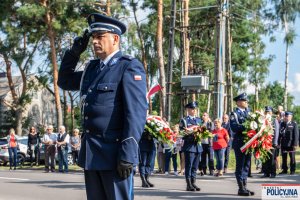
left=250, top=121, right=258, bottom=130
left=265, top=114, right=272, bottom=122
left=147, top=120, right=150, bottom=123
left=157, top=122, right=161, bottom=127
left=250, top=113, right=256, bottom=118
left=156, top=128, right=160, bottom=132
left=150, top=122, right=154, bottom=126
left=258, top=116, right=265, bottom=124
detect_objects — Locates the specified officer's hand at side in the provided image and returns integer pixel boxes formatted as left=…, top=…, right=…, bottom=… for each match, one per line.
left=70, top=29, right=90, bottom=57
left=117, top=160, right=133, bottom=179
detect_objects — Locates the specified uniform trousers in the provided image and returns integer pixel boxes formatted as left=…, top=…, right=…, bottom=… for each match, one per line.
left=84, top=170, right=134, bottom=200
left=262, top=148, right=277, bottom=176
left=281, top=146, right=296, bottom=172
left=139, top=150, right=155, bottom=176
left=184, top=152, right=201, bottom=179
left=233, top=146, right=251, bottom=182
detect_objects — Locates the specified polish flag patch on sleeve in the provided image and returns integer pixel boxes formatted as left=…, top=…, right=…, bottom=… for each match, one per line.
left=134, top=75, right=142, bottom=81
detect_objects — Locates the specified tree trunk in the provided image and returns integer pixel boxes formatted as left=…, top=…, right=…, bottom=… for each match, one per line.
left=131, top=0, right=151, bottom=112
left=156, top=0, right=166, bottom=117
left=15, top=108, right=23, bottom=136
left=68, top=92, right=75, bottom=131
left=41, top=0, right=63, bottom=127
left=63, top=90, right=67, bottom=129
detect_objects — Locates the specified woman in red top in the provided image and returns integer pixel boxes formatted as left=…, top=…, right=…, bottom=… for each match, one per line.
left=7, top=128, right=18, bottom=170
left=212, top=118, right=229, bottom=176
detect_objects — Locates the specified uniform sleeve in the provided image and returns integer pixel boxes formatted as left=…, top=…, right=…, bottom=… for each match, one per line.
left=273, top=119, right=280, bottom=146
left=118, top=59, right=147, bottom=165
left=58, top=50, right=83, bottom=91
left=293, top=122, right=299, bottom=147
left=179, top=118, right=186, bottom=131
left=229, top=112, right=245, bottom=133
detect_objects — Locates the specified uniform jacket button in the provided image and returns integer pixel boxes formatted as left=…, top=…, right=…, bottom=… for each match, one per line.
left=88, top=89, right=92, bottom=93
left=86, top=130, right=89, bottom=133
left=104, top=86, right=108, bottom=90
left=85, top=116, right=88, bottom=120
left=85, top=103, right=88, bottom=106
left=116, top=138, right=119, bottom=142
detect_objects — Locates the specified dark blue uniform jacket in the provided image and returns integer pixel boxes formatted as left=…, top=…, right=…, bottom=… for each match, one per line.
left=58, top=50, right=147, bottom=170
left=230, top=107, right=249, bottom=149
left=179, top=116, right=203, bottom=153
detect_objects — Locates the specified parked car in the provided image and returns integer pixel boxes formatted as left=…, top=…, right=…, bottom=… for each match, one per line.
left=0, top=137, right=26, bottom=166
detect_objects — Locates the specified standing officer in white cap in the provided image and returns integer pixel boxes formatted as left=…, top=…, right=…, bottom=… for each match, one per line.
left=58, top=13, right=147, bottom=200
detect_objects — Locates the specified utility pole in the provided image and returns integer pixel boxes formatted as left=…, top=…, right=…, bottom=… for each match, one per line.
left=225, top=0, right=232, bottom=114
left=213, top=0, right=228, bottom=119
left=166, top=0, right=177, bottom=122
left=183, top=0, right=190, bottom=76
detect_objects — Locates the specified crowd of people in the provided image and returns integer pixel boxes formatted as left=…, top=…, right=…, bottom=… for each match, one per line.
left=6, top=125, right=81, bottom=173
left=137, top=93, right=299, bottom=196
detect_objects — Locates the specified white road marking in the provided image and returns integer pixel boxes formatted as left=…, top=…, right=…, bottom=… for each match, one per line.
left=0, top=176, right=30, bottom=181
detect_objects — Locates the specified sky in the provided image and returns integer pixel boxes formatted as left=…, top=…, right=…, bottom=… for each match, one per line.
left=261, top=18, right=300, bottom=105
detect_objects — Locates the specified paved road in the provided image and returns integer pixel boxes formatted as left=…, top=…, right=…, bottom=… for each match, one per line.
left=0, top=169, right=299, bottom=200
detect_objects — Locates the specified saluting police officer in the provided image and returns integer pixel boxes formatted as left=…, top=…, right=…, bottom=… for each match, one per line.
left=179, top=101, right=202, bottom=192
left=139, top=128, right=156, bottom=188
left=58, top=13, right=147, bottom=200
left=279, top=112, right=299, bottom=175
left=230, top=93, right=255, bottom=196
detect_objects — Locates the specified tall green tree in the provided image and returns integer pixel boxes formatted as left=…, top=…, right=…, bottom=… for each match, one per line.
left=0, top=0, right=43, bottom=135
left=269, top=0, right=300, bottom=110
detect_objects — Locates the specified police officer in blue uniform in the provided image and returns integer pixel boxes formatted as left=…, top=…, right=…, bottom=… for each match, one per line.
left=279, top=112, right=299, bottom=175
left=58, top=13, right=147, bottom=200
left=230, top=93, right=255, bottom=196
left=179, top=101, right=202, bottom=191
left=138, top=128, right=156, bottom=187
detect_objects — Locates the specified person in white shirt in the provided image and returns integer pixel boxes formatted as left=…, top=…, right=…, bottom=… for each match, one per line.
left=42, top=125, right=57, bottom=172
left=57, top=125, right=70, bottom=173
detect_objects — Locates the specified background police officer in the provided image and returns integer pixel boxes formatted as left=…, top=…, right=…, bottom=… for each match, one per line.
left=58, top=13, right=147, bottom=200
left=279, top=112, right=299, bottom=175
left=261, top=106, right=280, bottom=178
left=138, top=128, right=156, bottom=188
left=179, top=101, right=202, bottom=192
left=230, top=93, right=255, bottom=196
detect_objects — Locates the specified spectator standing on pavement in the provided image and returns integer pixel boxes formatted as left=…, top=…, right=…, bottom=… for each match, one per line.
left=212, top=118, right=229, bottom=177
left=70, top=128, right=81, bottom=165
left=174, top=124, right=185, bottom=175
left=42, top=125, right=57, bottom=173
left=57, top=126, right=70, bottom=173
left=221, top=114, right=233, bottom=174
left=27, top=126, right=41, bottom=167
left=199, top=112, right=215, bottom=176
left=7, top=128, right=18, bottom=170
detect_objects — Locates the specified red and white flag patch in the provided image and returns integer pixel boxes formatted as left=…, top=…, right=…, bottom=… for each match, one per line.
left=134, top=75, right=142, bottom=81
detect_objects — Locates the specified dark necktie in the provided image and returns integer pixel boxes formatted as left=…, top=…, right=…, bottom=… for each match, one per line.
left=96, top=61, right=105, bottom=74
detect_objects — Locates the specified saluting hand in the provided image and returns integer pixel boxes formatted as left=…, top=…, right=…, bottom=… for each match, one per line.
left=71, top=29, right=90, bottom=57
